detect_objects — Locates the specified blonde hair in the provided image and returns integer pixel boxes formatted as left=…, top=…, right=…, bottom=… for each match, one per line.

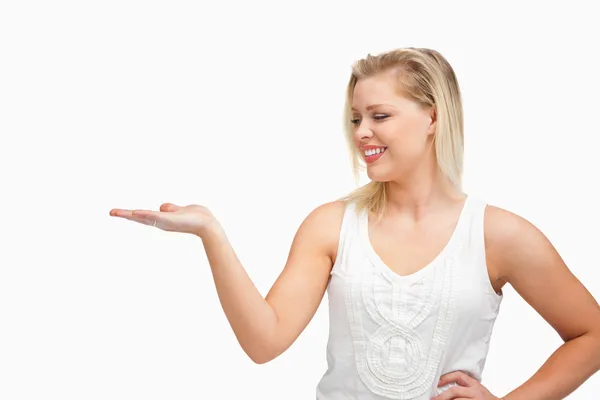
left=338, top=47, right=465, bottom=221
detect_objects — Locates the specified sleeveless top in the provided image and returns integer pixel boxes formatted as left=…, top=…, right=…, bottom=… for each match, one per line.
left=315, top=194, right=503, bottom=399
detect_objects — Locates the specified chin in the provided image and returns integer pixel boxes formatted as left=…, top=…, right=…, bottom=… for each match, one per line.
left=366, top=168, right=393, bottom=183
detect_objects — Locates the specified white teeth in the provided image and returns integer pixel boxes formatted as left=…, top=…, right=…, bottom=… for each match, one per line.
left=364, top=147, right=386, bottom=156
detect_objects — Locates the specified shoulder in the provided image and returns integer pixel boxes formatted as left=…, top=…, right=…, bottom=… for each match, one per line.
left=303, top=200, right=347, bottom=238
left=299, top=200, right=347, bottom=260
left=483, top=202, right=600, bottom=342
left=483, top=203, right=553, bottom=281
left=307, top=200, right=347, bottom=222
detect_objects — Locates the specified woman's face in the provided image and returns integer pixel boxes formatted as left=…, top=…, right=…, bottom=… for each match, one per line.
left=351, top=70, right=437, bottom=182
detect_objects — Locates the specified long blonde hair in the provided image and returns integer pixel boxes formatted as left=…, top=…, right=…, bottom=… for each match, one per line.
left=338, top=47, right=465, bottom=221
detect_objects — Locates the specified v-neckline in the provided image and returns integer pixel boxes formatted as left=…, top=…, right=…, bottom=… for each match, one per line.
left=360, top=195, right=472, bottom=284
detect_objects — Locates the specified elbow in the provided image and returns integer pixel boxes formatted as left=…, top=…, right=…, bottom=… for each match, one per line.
left=246, top=346, right=279, bottom=364
left=240, top=320, right=283, bottom=364
left=243, top=339, right=280, bottom=365
left=249, top=352, right=274, bottom=365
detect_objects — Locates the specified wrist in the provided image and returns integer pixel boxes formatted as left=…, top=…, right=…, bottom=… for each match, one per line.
left=195, top=218, right=224, bottom=240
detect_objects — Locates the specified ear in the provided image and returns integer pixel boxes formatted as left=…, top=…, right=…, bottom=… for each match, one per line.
left=427, top=106, right=437, bottom=136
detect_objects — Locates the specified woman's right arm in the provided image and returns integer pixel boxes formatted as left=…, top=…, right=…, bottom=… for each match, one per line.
left=199, top=201, right=345, bottom=364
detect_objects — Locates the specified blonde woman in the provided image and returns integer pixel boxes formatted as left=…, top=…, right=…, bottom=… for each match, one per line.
left=110, top=48, right=600, bottom=399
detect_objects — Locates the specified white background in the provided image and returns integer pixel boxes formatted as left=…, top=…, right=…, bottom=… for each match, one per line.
left=1, top=1, right=599, bottom=399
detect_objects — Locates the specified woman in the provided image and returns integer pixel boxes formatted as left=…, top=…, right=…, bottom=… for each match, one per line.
left=109, top=47, right=600, bottom=399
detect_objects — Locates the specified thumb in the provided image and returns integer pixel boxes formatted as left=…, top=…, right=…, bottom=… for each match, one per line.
left=159, top=203, right=182, bottom=212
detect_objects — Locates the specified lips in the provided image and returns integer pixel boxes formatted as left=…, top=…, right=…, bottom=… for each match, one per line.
left=361, top=144, right=386, bottom=150
left=362, top=146, right=387, bottom=164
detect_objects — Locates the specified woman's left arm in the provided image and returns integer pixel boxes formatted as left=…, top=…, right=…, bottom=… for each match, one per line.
left=489, top=206, right=600, bottom=400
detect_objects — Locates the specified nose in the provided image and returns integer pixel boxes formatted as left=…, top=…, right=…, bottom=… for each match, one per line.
left=353, top=122, right=373, bottom=143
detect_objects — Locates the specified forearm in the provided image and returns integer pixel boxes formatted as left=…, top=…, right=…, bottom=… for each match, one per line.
left=198, top=222, right=278, bottom=363
left=503, top=333, right=600, bottom=400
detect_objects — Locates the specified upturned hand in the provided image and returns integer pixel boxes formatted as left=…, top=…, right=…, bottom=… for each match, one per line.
left=109, top=202, right=218, bottom=237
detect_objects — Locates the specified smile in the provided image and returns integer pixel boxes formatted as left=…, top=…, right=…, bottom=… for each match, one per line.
left=363, top=147, right=387, bottom=163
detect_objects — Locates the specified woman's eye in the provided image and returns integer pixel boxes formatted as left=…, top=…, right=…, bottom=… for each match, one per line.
left=350, top=115, right=388, bottom=125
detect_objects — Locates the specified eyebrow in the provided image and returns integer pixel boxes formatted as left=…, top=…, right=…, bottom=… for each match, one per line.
left=350, top=103, right=395, bottom=111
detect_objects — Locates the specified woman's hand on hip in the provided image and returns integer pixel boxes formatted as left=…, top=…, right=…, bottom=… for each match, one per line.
left=432, top=371, right=502, bottom=400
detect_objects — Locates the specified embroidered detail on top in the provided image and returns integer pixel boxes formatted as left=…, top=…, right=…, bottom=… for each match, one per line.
left=344, top=237, right=464, bottom=399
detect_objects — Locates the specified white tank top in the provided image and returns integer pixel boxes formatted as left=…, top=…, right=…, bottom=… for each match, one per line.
left=316, top=194, right=503, bottom=399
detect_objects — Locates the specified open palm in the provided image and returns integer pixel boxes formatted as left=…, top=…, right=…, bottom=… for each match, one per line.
left=109, top=202, right=216, bottom=236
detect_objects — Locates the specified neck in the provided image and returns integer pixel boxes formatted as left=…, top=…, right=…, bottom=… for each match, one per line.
left=383, top=158, right=464, bottom=221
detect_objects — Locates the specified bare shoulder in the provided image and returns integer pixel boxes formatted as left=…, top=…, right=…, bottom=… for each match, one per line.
left=483, top=204, right=540, bottom=282
left=306, top=200, right=347, bottom=221
left=484, top=203, right=600, bottom=341
left=301, top=200, right=347, bottom=262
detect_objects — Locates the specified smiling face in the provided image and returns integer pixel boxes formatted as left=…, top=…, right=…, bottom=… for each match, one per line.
left=350, top=69, right=437, bottom=182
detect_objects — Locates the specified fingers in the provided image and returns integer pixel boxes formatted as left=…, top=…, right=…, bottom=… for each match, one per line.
left=109, top=208, right=160, bottom=226
left=130, top=210, right=159, bottom=226
left=109, top=203, right=181, bottom=218
left=109, top=203, right=183, bottom=229
left=109, top=209, right=151, bottom=218
left=433, top=385, right=472, bottom=399
left=159, top=203, right=181, bottom=212
left=438, top=371, right=476, bottom=388
left=432, top=384, right=472, bottom=400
